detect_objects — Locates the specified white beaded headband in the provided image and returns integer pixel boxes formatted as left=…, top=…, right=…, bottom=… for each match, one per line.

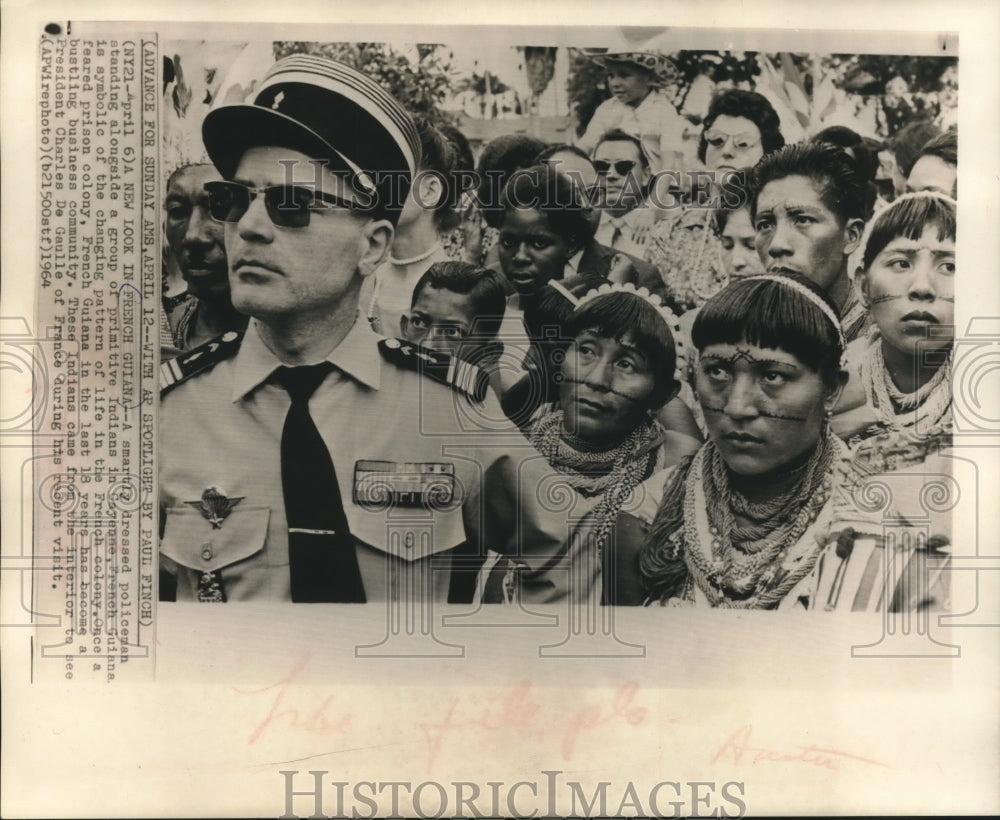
left=554, top=281, right=688, bottom=380
left=749, top=274, right=847, bottom=353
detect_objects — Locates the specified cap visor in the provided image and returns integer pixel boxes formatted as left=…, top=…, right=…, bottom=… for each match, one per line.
left=202, top=104, right=354, bottom=180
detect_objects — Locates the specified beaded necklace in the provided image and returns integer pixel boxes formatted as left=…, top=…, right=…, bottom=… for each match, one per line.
left=678, top=433, right=843, bottom=608
left=388, top=241, right=443, bottom=267
left=528, top=408, right=663, bottom=553
left=861, top=335, right=952, bottom=434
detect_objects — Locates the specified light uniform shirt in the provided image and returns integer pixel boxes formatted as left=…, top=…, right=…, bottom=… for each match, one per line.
left=577, top=90, right=686, bottom=173
left=159, top=315, right=573, bottom=604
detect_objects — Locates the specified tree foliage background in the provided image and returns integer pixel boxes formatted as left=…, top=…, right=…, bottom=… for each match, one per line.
left=567, top=49, right=957, bottom=138
left=274, top=41, right=458, bottom=126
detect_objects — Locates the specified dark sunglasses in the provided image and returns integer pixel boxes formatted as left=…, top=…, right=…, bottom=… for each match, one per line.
left=593, top=159, right=638, bottom=176
left=204, top=181, right=359, bottom=228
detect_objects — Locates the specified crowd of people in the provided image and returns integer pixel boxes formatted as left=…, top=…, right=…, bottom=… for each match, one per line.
left=159, top=50, right=956, bottom=611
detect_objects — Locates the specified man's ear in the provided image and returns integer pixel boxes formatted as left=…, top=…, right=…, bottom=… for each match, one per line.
left=357, top=219, right=394, bottom=279
left=399, top=314, right=409, bottom=337
left=843, top=217, right=865, bottom=256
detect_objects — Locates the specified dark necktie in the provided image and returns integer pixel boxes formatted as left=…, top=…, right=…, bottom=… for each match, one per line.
left=276, top=364, right=366, bottom=603
left=610, top=224, right=623, bottom=247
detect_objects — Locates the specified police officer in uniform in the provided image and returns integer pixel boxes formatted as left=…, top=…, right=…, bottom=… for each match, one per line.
left=159, top=55, right=575, bottom=605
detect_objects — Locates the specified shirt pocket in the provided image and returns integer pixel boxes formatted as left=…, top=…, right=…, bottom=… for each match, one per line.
left=160, top=505, right=272, bottom=572
left=348, top=506, right=468, bottom=563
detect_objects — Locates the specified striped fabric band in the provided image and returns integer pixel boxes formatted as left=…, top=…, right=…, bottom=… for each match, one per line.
left=262, top=55, right=420, bottom=175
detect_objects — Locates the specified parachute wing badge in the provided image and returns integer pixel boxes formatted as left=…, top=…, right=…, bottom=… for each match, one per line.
left=186, top=485, right=245, bottom=529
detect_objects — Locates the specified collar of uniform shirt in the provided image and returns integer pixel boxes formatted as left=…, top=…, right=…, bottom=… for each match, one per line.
left=230, top=315, right=382, bottom=402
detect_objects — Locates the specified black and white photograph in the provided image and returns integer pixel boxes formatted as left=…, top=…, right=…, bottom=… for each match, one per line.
left=1, top=1, right=997, bottom=817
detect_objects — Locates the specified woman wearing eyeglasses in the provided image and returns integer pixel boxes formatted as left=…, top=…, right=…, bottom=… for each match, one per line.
left=645, top=89, right=785, bottom=313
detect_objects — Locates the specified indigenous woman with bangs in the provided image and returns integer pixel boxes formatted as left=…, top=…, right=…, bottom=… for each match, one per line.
left=835, top=192, right=955, bottom=462
left=484, top=284, right=700, bottom=606
left=814, top=193, right=956, bottom=613
left=619, top=274, right=852, bottom=608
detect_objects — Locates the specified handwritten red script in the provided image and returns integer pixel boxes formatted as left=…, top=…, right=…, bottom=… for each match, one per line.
left=234, top=656, right=655, bottom=771
left=711, top=724, right=889, bottom=771
left=238, top=655, right=353, bottom=746
left=420, top=680, right=650, bottom=769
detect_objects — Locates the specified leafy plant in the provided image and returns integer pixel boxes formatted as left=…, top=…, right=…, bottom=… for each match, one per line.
left=273, top=41, right=458, bottom=126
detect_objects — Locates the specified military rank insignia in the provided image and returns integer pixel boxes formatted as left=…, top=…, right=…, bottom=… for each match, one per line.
left=377, top=338, right=489, bottom=403
left=353, top=460, right=456, bottom=508
left=160, top=330, right=244, bottom=397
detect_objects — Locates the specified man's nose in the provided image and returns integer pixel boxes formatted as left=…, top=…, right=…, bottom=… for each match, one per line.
left=767, top=221, right=794, bottom=258
left=237, top=191, right=275, bottom=241
left=185, top=206, right=222, bottom=247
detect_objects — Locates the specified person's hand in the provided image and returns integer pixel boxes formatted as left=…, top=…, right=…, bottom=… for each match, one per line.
left=630, top=209, right=658, bottom=248
left=630, top=220, right=652, bottom=248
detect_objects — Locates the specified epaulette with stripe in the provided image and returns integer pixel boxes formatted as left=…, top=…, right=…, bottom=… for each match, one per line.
left=160, top=330, right=245, bottom=397
left=378, top=338, right=489, bottom=403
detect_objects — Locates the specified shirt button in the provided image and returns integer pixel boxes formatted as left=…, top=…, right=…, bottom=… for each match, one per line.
left=201, top=544, right=214, bottom=561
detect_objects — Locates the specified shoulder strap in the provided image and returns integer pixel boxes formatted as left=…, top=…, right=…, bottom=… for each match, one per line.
left=160, top=330, right=244, bottom=397
left=377, top=338, right=489, bottom=403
